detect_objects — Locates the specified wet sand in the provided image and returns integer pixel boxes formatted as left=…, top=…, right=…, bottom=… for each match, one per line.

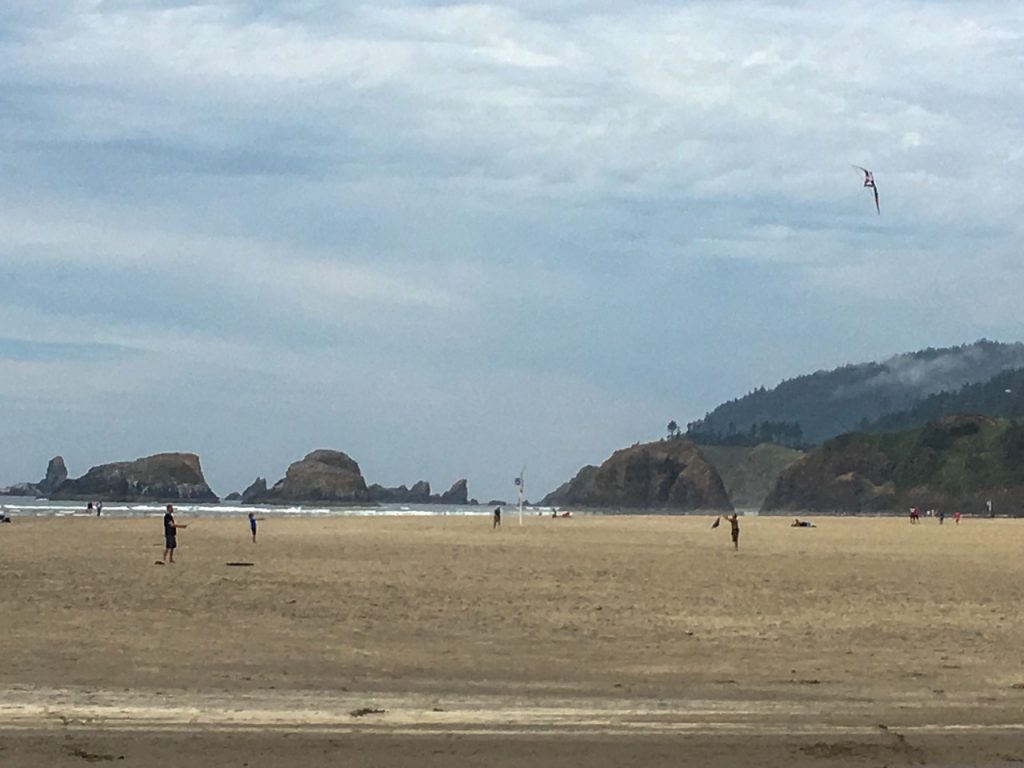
left=2, top=514, right=1024, bottom=766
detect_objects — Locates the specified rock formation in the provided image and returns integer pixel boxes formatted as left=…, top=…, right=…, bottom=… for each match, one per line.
left=1, top=456, right=69, bottom=498
left=2, top=482, right=39, bottom=497
left=539, top=466, right=598, bottom=507
left=540, top=440, right=732, bottom=511
left=366, top=479, right=473, bottom=505
left=761, top=433, right=893, bottom=513
left=38, top=456, right=68, bottom=495
left=367, top=480, right=431, bottom=503
left=241, top=477, right=267, bottom=503
left=50, top=453, right=218, bottom=502
left=255, top=450, right=369, bottom=504
left=433, top=479, right=468, bottom=505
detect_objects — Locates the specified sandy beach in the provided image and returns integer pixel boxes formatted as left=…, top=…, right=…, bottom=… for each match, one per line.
left=2, top=514, right=1024, bottom=766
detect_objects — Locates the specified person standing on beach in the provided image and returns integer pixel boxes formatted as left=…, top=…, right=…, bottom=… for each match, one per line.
left=248, top=511, right=263, bottom=543
left=163, top=504, right=187, bottom=563
left=96, top=501, right=102, bottom=517
left=493, top=506, right=501, bottom=529
left=87, top=501, right=93, bottom=515
left=724, top=513, right=740, bottom=550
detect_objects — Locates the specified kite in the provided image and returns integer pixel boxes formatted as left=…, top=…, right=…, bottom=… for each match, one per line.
left=853, top=165, right=880, bottom=214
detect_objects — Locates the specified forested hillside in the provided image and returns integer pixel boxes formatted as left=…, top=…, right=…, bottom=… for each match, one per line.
left=686, top=340, right=1024, bottom=446
left=866, top=367, right=1024, bottom=433
left=762, top=414, right=1024, bottom=514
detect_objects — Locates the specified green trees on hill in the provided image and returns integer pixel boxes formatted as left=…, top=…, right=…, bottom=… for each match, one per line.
left=685, top=420, right=805, bottom=448
left=866, top=367, right=1024, bottom=433
left=880, top=416, right=1024, bottom=498
left=685, top=340, right=1024, bottom=447
left=763, top=414, right=1024, bottom=514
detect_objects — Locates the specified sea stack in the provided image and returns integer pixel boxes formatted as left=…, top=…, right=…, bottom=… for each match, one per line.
left=50, top=453, right=218, bottom=502
left=257, top=449, right=369, bottom=504
left=38, top=456, right=68, bottom=495
left=433, top=479, right=469, bottom=505
left=541, top=440, right=733, bottom=511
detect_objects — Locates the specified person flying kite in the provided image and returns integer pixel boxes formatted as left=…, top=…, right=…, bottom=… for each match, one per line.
left=853, top=165, right=879, bottom=214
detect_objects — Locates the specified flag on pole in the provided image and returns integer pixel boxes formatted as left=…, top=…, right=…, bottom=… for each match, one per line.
left=517, top=469, right=525, bottom=525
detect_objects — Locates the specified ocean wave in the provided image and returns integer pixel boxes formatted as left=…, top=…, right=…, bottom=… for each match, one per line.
left=0, top=495, right=499, bottom=518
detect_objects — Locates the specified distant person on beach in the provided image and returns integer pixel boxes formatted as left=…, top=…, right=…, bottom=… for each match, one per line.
left=87, top=501, right=93, bottom=515
left=248, top=511, right=264, bottom=542
left=792, top=518, right=814, bottom=528
left=725, top=513, right=739, bottom=550
left=96, top=501, right=103, bottom=517
left=954, top=511, right=961, bottom=525
left=938, top=510, right=945, bottom=525
left=163, top=504, right=187, bottom=564
left=493, top=506, right=501, bottom=529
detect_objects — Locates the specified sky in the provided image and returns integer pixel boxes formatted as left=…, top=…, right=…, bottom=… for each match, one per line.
left=2, top=1, right=1023, bottom=501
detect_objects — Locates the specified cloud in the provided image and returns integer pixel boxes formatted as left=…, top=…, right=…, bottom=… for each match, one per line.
left=2, top=1, right=1024, bottom=499
left=0, top=337, right=136, bottom=363
left=0, top=202, right=457, bottom=312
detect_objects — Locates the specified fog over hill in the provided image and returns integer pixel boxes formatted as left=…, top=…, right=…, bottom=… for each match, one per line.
left=867, top=367, right=1024, bottom=434
left=686, top=340, right=1024, bottom=446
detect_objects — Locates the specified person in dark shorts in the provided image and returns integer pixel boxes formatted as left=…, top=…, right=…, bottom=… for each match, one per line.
left=248, top=511, right=264, bottom=543
left=725, top=513, right=740, bottom=550
left=493, top=506, right=501, bottom=529
left=163, top=504, right=187, bottom=563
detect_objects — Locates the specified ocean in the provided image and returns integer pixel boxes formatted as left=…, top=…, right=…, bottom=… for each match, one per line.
left=0, top=496, right=535, bottom=519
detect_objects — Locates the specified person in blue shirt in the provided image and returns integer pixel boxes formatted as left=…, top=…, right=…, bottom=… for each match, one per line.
left=248, top=511, right=264, bottom=543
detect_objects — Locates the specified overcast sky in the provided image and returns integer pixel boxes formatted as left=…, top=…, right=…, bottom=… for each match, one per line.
left=2, top=1, right=1023, bottom=501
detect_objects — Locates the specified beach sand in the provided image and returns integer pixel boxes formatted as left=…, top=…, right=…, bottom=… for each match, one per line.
left=2, top=514, right=1024, bottom=766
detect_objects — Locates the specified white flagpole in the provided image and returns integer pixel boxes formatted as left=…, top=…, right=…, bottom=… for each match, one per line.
left=518, top=466, right=525, bottom=526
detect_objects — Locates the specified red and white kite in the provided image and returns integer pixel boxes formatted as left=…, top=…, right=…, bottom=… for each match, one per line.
left=853, top=165, right=879, bottom=214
